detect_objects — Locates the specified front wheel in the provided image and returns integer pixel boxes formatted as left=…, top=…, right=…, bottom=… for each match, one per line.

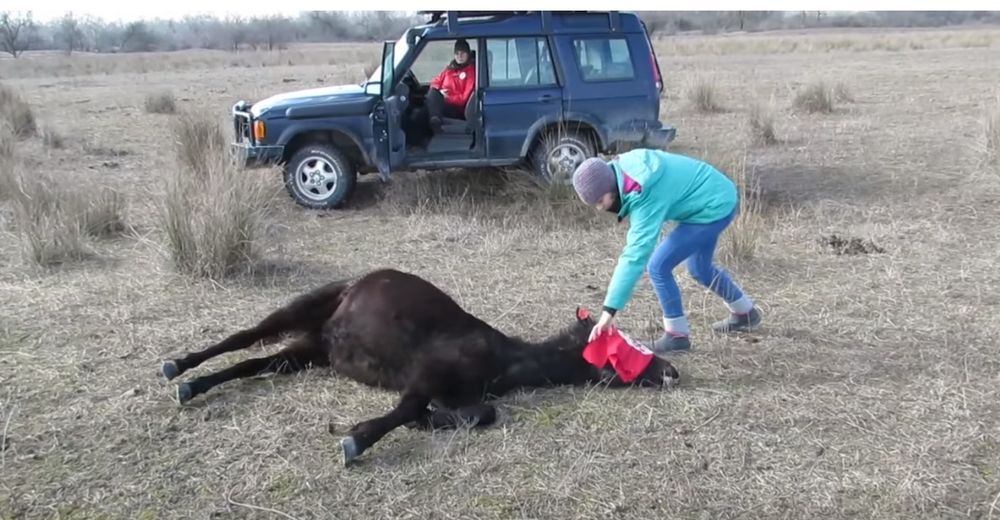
left=529, top=130, right=597, bottom=184
left=283, top=144, right=357, bottom=210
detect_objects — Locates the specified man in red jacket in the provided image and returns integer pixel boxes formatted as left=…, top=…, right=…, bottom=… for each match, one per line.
left=426, top=39, right=476, bottom=133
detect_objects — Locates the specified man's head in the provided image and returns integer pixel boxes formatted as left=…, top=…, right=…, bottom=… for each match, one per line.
left=454, top=39, right=471, bottom=65
left=573, top=157, right=619, bottom=213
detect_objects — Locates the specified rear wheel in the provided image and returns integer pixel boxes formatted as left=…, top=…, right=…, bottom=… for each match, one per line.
left=283, top=144, right=357, bottom=210
left=529, top=129, right=597, bottom=184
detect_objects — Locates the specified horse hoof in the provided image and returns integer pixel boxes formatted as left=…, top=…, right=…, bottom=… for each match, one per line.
left=161, top=360, right=180, bottom=381
left=341, top=436, right=361, bottom=466
left=175, top=383, right=193, bottom=405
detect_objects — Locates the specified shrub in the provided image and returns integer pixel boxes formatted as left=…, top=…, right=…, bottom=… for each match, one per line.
left=144, top=92, right=178, bottom=114
left=983, top=97, right=1000, bottom=175
left=173, top=111, right=227, bottom=178
left=0, top=83, right=36, bottom=138
left=686, top=76, right=723, bottom=112
left=2, top=122, right=129, bottom=265
left=794, top=80, right=835, bottom=114
left=159, top=112, right=278, bottom=279
left=748, top=98, right=779, bottom=145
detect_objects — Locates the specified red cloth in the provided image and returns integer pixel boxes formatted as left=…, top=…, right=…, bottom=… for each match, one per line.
left=582, top=327, right=655, bottom=383
left=430, top=62, right=476, bottom=111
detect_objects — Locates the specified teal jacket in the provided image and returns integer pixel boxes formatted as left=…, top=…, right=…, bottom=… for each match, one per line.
left=602, top=149, right=739, bottom=312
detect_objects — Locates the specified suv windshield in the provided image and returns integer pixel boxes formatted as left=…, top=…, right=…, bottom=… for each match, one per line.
left=363, top=34, right=411, bottom=96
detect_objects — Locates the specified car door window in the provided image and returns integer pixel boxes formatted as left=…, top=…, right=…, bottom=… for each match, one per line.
left=486, top=37, right=558, bottom=88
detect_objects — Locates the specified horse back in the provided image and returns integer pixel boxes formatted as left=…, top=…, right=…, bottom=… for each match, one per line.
left=321, top=269, right=496, bottom=391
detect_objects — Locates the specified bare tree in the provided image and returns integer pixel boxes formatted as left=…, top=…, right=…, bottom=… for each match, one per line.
left=307, top=11, right=351, bottom=41
left=177, top=15, right=224, bottom=50
left=225, top=15, right=248, bottom=51
left=259, top=15, right=293, bottom=51
left=0, top=11, right=35, bottom=58
left=638, top=12, right=673, bottom=38
left=56, top=12, right=85, bottom=54
left=353, top=11, right=419, bottom=41
left=119, top=21, right=158, bottom=52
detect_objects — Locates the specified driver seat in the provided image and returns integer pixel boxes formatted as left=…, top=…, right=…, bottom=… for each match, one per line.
left=437, top=95, right=477, bottom=135
left=438, top=50, right=478, bottom=135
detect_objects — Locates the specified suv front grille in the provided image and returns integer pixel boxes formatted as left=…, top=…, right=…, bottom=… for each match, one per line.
left=232, top=102, right=253, bottom=144
left=233, top=116, right=252, bottom=143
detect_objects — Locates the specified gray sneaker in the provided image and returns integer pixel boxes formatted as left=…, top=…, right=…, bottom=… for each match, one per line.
left=652, top=333, right=691, bottom=357
left=712, top=307, right=762, bottom=334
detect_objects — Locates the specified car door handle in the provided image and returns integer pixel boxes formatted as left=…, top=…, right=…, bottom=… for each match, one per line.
left=537, top=94, right=553, bottom=102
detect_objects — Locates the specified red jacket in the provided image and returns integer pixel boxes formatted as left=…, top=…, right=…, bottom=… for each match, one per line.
left=430, top=62, right=476, bottom=111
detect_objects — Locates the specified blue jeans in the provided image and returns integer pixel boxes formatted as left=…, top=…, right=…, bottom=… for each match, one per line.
left=646, top=209, right=744, bottom=318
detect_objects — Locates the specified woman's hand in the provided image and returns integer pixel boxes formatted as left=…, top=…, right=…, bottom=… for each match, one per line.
left=589, top=311, right=617, bottom=342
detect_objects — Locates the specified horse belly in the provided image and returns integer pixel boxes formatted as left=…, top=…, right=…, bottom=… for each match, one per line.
left=323, top=323, right=420, bottom=392
left=329, top=352, right=413, bottom=392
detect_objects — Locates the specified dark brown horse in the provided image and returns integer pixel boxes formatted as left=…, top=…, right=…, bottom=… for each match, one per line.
left=160, top=268, right=679, bottom=465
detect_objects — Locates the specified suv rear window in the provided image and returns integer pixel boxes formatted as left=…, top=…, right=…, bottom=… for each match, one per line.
left=572, top=37, right=635, bottom=82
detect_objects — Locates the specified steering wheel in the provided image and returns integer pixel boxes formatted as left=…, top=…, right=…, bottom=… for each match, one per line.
left=401, top=70, right=420, bottom=91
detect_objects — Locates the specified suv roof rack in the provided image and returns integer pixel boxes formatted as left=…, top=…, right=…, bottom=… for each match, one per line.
left=419, top=11, right=530, bottom=22
left=418, top=11, right=622, bottom=34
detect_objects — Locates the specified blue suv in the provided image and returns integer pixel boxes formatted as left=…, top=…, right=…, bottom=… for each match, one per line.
left=231, top=10, right=676, bottom=209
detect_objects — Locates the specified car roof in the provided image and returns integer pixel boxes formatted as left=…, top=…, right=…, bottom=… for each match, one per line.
left=413, top=11, right=646, bottom=40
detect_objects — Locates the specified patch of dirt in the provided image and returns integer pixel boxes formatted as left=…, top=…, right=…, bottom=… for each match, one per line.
left=819, top=234, right=886, bottom=255
left=83, top=144, right=132, bottom=158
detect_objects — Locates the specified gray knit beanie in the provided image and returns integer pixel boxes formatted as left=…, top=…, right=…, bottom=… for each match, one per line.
left=572, top=157, right=617, bottom=205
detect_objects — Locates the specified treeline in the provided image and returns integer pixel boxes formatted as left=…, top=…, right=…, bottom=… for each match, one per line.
left=638, top=10, right=1000, bottom=36
left=2, top=10, right=1000, bottom=57
left=0, top=11, right=424, bottom=56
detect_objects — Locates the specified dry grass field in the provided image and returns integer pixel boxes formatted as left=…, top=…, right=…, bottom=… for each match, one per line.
left=2, top=26, right=1000, bottom=519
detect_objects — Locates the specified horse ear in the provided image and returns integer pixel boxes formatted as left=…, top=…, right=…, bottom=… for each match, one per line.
left=576, top=307, right=590, bottom=321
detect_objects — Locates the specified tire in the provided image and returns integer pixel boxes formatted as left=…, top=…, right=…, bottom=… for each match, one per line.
left=529, top=129, right=597, bottom=184
left=283, top=144, right=357, bottom=210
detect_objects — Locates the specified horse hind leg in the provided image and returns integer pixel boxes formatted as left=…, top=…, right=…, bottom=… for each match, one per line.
left=174, top=335, right=328, bottom=405
left=337, top=363, right=447, bottom=466
left=336, top=364, right=496, bottom=465
left=161, top=319, right=286, bottom=382
left=407, top=403, right=498, bottom=431
left=341, top=402, right=498, bottom=466
left=161, top=280, right=347, bottom=380
left=339, top=390, right=432, bottom=466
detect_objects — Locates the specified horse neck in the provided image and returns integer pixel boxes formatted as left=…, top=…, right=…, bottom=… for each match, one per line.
left=488, top=332, right=595, bottom=394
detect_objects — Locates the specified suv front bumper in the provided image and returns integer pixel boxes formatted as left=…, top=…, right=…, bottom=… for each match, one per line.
left=230, top=100, right=284, bottom=167
left=231, top=141, right=284, bottom=167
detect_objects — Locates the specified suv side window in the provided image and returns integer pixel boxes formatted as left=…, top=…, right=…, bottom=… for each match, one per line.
left=572, top=37, right=635, bottom=82
left=486, top=37, right=557, bottom=88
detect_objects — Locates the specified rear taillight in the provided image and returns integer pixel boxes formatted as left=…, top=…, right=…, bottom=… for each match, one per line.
left=641, top=20, right=663, bottom=93
left=649, top=52, right=662, bottom=92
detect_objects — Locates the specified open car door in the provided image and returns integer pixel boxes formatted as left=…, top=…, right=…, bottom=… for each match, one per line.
left=372, top=40, right=408, bottom=180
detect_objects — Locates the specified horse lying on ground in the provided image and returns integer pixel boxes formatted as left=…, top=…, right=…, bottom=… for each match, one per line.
left=159, top=268, right=680, bottom=465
